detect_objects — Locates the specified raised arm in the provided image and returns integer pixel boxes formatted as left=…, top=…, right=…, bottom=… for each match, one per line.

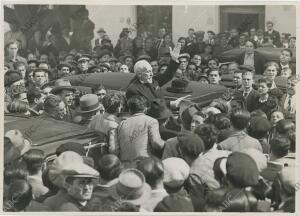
left=156, top=43, right=181, bottom=87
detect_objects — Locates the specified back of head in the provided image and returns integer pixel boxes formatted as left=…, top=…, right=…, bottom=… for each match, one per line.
left=102, top=92, right=122, bottom=114
left=154, top=194, right=194, bottom=212
left=127, top=95, right=147, bottom=114
left=194, top=123, right=219, bottom=151
left=7, top=100, right=29, bottom=114
left=44, top=95, right=62, bottom=114
left=22, top=149, right=45, bottom=175
left=97, top=154, right=122, bottom=181
left=276, top=119, right=295, bottom=135
left=230, top=109, right=250, bottom=130
left=136, top=157, right=164, bottom=189
left=270, top=135, right=291, bottom=158
left=4, top=160, right=28, bottom=185
left=5, top=179, right=32, bottom=212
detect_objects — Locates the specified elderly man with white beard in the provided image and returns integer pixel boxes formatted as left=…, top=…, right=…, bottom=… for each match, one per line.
left=126, top=43, right=185, bottom=106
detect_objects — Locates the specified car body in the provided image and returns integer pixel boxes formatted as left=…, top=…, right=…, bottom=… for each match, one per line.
left=5, top=72, right=227, bottom=160
left=4, top=114, right=102, bottom=161
left=65, top=72, right=227, bottom=106
left=216, top=47, right=296, bottom=63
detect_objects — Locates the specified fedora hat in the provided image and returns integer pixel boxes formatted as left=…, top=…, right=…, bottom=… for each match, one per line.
left=109, top=169, right=151, bottom=205
left=4, top=130, right=32, bottom=165
left=50, top=79, right=77, bottom=94
left=147, top=99, right=172, bottom=120
left=48, top=151, right=98, bottom=188
left=76, top=94, right=102, bottom=114
left=166, top=79, right=192, bottom=94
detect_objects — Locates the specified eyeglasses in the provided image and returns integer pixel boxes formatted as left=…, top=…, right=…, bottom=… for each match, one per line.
left=97, top=93, right=106, bottom=96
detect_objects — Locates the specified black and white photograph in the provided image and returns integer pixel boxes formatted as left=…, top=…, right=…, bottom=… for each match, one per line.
left=2, top=2, right=298, bottom=213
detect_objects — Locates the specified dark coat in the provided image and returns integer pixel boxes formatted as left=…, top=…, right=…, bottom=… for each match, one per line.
left=238, top=89, right=260, bottom=112
left=264, top=30, right=281, bottom=47
left=237, top=51, right=266, bottom=75
left=126, top=60, right=179, bottom=102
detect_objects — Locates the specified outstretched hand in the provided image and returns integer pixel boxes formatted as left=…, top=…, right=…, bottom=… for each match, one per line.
left=169, top=42, right=182, bottom=62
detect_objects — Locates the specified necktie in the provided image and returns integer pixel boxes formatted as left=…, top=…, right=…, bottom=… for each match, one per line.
left=243, top=92, right=249, bottom=98
left=287, top=97, right=292, bottom=112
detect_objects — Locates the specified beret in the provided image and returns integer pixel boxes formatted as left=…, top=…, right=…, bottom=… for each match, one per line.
left=226, top=152, right=259, bottom=187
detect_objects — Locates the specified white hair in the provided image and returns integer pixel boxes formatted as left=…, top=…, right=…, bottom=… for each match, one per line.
left=134, top=60, right=152, bottom=77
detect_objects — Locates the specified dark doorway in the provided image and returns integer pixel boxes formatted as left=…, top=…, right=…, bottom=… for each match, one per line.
left=136, top=6, right=172, bottom=37
left=220, top=6, right=265, bottom=32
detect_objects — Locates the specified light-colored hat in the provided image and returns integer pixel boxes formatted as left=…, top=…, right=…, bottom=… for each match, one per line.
left=162, top=157, right=190, bottom=188
left=76, top=94, right=102, bottom=113
left=109, top=169, right=151, bottom=205
left=48, top=151, right=98, bottom=188
left=4, top=130, right=32, bottom=164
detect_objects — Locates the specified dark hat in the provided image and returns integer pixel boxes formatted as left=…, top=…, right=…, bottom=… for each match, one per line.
left=122, top=27, right=130, bottom=33
left=4, top=70, right=22, bottom=87
left=78, top=54, right=92, bottom=62
left=56, top=142, right=86, bottom=156
left=98, top=50, right=113, bottom=59
left=101, top=38, right=112, bottom=44
left=178, top=133, right=205, bottom=158
left=178, top=53, right=190, bottom=61
left=97, top=27, right=106, bottom=33
left=154, top=195, right=194, bottom=212
left=76, top=94, right=102, bottom=113
left=109, top=57, right=118, bottom=63
left=166, top=79, right=192, bottom=94
left=198, top=74, right=209, bottom=82
left=147, top=99, right=172, bottom=120
left=27, top=59, right=39, bottom=65
left=57, top=63, right=72, bottom=70
left=136, top=54, right=151, bottom=62
left=226, top=152, right=259, bottom=187
left=87, top=65, right=101, bottom=74
left=207, top=30, right=215, bottom=35
left=99, top=63, right=111, bottom=71
left=50, top=79, right=77, bottom=94
left=121, top=54, right=135, bottom=62
left=249, top=117, right=271, bottom=134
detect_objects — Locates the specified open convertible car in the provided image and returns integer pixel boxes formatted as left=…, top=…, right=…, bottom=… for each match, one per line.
left=5, top=72, right=227, bottom=160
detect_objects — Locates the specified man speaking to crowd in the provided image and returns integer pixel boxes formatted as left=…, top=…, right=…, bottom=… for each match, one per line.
left=126, top=43, right=188, bottom=107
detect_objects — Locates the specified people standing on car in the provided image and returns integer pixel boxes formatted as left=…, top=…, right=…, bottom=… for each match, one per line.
left=126, top=43, right=188, bottom=108
left=51, top=79, right=77, bottom=121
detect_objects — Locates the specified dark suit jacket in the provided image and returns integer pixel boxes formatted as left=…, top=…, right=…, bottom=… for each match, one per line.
left=237, top=51, right=266, bottom=75
left=126, top=60, right=179, bottom=101
left=264, top=30, right=281, bottom=47
left=239, top=89, right=260, bottom=112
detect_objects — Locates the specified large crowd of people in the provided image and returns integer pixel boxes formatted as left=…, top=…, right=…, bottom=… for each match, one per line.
left=3, top=6, right=297, bottom=212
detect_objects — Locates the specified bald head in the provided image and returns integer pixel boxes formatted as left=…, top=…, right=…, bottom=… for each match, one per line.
left=134, top=60, right=153, bottom=83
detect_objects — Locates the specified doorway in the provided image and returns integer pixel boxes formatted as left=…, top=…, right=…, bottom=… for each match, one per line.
left=220, top=6, right=265, bottom=32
